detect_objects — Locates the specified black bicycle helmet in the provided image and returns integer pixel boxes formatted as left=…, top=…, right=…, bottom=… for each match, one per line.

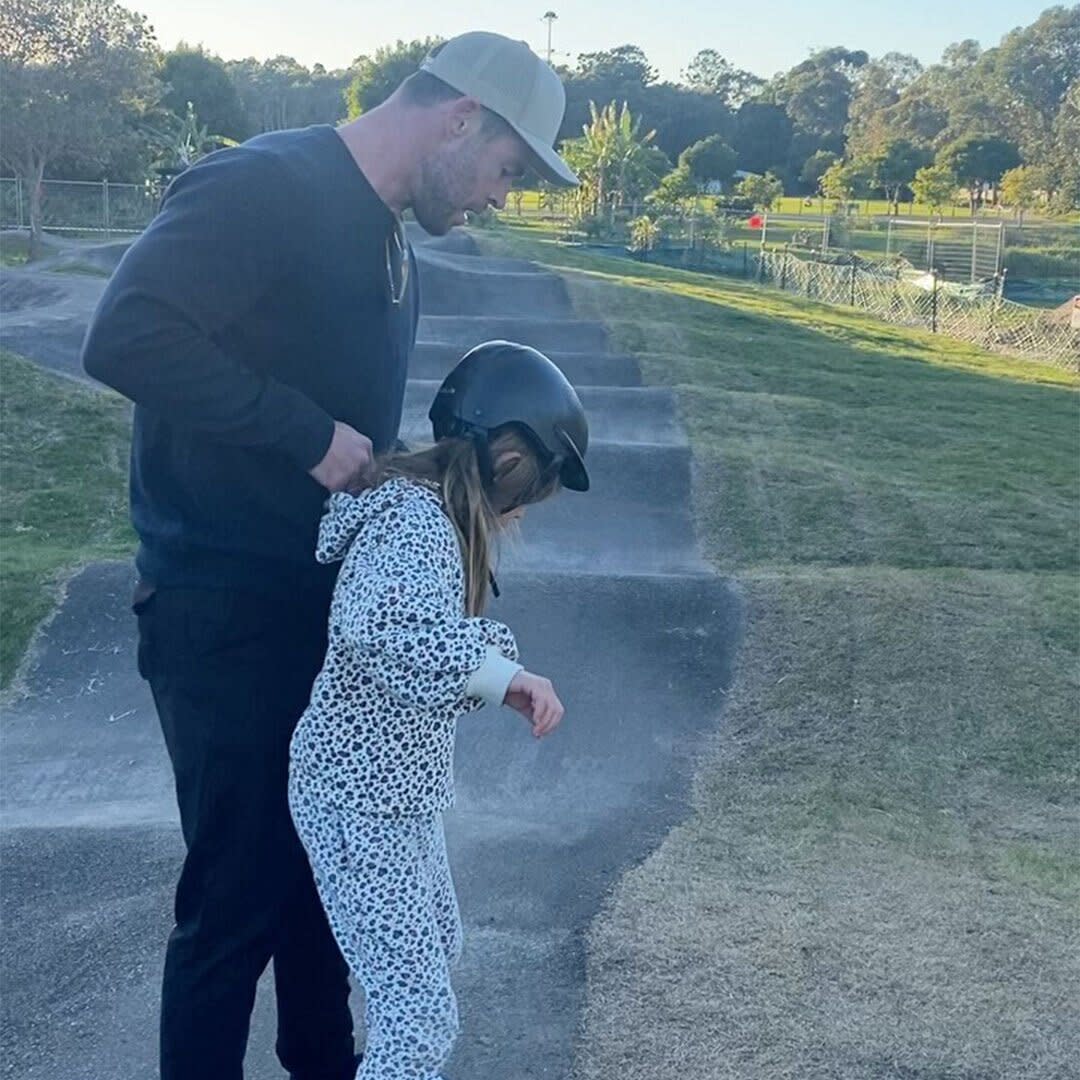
left=429, top=340, right=590, bottom=493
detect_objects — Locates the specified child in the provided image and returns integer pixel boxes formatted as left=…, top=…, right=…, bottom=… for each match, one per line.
left=288, top=340, right=590, bottom=1080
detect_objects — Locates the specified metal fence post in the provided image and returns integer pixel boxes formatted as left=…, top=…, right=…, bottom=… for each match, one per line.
left=103, top=179, right=111, bottom=240
left=780, top=245, right=789, bottom=291
left=849, top=258, right=857, bottom=306
left=931, top=270, right=938, bottom=333
left=15, top=175, right=24, bottom=229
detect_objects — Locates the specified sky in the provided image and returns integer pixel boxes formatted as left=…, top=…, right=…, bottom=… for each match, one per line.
left=131, top=0, right=1053, bottom=79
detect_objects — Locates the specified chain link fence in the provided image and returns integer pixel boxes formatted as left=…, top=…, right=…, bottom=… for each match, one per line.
left=756, top=250, right=1079, bottom=371
left=1, top=177, right=158, bottom=236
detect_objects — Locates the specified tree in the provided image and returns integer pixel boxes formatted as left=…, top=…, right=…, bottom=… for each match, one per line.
left=681, top=49, right=762, bottom=107
left=988, top=6, right=1080, bottom=170
left=1000, top=165, right=1044, bottom=224
left=679, top=135, right=737, bottom=190
left=628, top=214, right=662, bottom=256
left=576, top=44, right=656, bottom=87
left=345, top=37, right=441, bottom=117
left=846, top=52, right=922, bottom=157
left=867, top=138, right=930, bottom=213
left=145, top=100, right=237, bottom=176
left=737, top=171, right=784, bottom=210
left=937, top=134, right=1021, bottom=213
left=733, top=101, right=793, bottom=176
left=626, top=82, right=734, bottom=163
left=160, top=44, right=247, bottom=140
left=768, top=47, right=869, bottom=163
left=226, top=54, right=346, bottom=133
left=800, top=149, right=839, bottom=192
left=1047, top=78, right=1080, bottom=211
left=0, top=0, right=159, bottom=258
left=911, top=163, right=958, bottom=212
left=560, top=100, right=664, bottom=224
left=818, top=159, right=870, bottom=203
left=648, top=165, right=698, bottom=209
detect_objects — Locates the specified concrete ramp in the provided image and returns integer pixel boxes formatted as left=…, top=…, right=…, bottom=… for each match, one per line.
left=410, top=343, right=644, bottom=387
left=1, top=229, right=740, bottom=1080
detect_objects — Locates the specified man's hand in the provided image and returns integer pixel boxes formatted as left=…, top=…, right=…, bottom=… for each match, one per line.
left=309, top=421, right=373, bottom=493
left=503, top=670, right=564, bottom=738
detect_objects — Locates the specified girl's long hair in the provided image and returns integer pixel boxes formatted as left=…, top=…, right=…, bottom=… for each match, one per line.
left=372, top=428, right=560, bottom=614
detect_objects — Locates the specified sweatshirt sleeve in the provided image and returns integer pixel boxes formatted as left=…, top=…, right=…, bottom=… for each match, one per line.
left=80, top=147, right=335, bottom=471
left=336, top=501, right=520, bottom=711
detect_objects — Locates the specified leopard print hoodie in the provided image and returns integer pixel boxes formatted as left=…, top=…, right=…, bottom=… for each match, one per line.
left=290, top=477, right=521, bottom=816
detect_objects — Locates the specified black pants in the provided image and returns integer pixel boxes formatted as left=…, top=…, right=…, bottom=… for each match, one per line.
left=136, top=584, right=356, bottom=1080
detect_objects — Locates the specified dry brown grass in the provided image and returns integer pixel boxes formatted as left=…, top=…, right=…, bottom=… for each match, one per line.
left=577, top=571, right=1078, bottom=1080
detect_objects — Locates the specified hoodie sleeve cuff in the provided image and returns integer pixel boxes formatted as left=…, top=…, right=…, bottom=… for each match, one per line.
left=466, top=646, right=523, bottom=708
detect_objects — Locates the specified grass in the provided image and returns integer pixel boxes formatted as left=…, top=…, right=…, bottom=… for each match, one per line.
left=512, top=187, right=1080, bottom=225
left=0, top=231, right=29, bottom=267
left=1006, top=246, right=1080, bottom=280
left=0, top=351, right=133, bottom=689
left=478, top=223, right=1080, bottom=1079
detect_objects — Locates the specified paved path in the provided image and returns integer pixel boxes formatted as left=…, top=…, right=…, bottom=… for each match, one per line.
left=0, top=228, right=740, bottom=1079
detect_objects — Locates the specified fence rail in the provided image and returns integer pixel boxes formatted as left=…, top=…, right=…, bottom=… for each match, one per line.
left=755, top=250, right=1079, bottom=370
left=1, top=177, right=157, bottom=236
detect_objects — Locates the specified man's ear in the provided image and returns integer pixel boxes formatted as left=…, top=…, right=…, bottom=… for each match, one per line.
left=445, top=96, right=484, bottom=138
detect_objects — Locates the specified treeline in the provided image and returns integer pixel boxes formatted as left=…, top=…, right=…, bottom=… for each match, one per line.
left=2, top=0, right=1077, bottom=221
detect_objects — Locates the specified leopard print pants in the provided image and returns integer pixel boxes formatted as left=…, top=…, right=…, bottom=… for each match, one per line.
left=289, top=771, right=462, bottom=1080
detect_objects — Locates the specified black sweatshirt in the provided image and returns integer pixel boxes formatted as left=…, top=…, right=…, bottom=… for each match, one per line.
left=82, top=125, right=419, bottom=593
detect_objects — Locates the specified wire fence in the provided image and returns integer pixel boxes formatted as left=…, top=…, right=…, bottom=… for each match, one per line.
left=0, top=177, right=158, bottom=236
left=755, top=250, right=1079, bottom=371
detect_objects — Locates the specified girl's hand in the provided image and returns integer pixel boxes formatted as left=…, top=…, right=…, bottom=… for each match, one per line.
left=503, top=670, right=564, bottom=738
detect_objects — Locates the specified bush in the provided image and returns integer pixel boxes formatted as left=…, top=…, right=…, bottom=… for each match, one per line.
left=629, top=215, right=662, bottom=253
left=1005, top=247, right=1080, bottom=280
left=566, top=213, right=610, bottom=240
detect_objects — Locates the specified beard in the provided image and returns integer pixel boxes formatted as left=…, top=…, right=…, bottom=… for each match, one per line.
left=412, top=140, right=479, bottom=236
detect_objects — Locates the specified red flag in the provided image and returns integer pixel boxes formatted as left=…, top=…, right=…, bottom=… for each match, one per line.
left=748, top=214, right=764, bottom=230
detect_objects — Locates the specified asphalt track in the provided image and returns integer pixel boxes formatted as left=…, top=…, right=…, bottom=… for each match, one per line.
left=0, top=224, right=741, bottom=1079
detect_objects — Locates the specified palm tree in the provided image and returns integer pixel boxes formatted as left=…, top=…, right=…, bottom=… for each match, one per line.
left=562, top=101, right=661, bottom=228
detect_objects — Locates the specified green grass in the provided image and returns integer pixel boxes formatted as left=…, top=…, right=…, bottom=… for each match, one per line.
left=0, top=352, right=133, bottom=688
left=1006, top=246, right=1080, bottom=280
left=477, top=224, right=1080, bottom=1079
left=0, top=231, right=30, bottom=267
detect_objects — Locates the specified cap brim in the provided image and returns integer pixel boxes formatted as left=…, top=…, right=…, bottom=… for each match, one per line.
left=515, top=128, right=579, bottom=188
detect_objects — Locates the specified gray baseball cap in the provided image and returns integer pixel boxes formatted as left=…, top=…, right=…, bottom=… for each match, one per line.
left=420, top=31, right=579, bottom=188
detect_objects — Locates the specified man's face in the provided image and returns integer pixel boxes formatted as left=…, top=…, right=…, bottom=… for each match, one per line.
left=412, top=121, right=528, bottom=236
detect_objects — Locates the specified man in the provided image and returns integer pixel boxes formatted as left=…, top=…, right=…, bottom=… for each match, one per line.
left=81, top=30, right=578, bottom=1080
